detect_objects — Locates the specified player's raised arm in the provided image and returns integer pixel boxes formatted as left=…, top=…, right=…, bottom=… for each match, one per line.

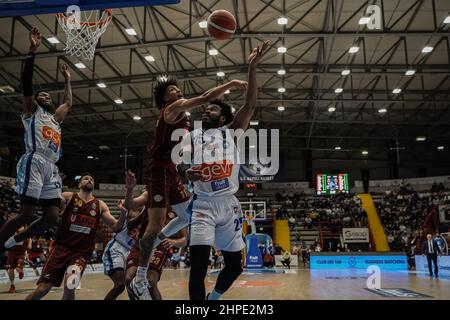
left=54, top=64, right=73, bottom=123
left=165, top=80, right=247, bottom=123
left=229, top=40, right=270, bottom=131
left=100, top=200, right=127, bottom=233
left=123, top=170, right=148, bottom=210
left=21, top=27, right=41, bottom=117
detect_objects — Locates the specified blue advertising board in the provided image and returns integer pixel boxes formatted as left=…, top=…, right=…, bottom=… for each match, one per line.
left=310, top=253, right=408, bottom=270
left=415, top=255, right=450, bottom=278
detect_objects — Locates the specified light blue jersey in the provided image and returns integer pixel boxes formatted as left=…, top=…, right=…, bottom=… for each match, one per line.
left=22, top=105, right=62, bottom=163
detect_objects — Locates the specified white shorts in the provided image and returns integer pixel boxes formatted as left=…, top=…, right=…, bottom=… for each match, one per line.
left=15, top=152, right=62, bottom=200
left=102, top=239, right=130, bottom=276
left=188, top=195, right=245, bottom=252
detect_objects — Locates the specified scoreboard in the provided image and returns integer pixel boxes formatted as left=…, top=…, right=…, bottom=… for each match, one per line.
left=316, top=173, right=349, bottom=195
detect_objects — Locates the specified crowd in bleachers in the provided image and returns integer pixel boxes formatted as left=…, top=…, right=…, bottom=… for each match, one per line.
left=274, top=192, right=368, bottom=229
left=375, top=187, right=450, bottom=255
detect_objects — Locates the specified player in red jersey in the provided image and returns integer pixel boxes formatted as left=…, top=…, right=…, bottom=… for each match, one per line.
left=120, top=178, right=187, bottom=300
left=25, top=173, right=127, bottom=300
left=125, top=207, right=187, bottom=300
left=6, top=227, right=31, bottom=293
left=128, top=74, right=247, bottom=299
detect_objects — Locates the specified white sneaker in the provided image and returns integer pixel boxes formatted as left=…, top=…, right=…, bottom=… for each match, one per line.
left=128, top=278, right=152, bottom=300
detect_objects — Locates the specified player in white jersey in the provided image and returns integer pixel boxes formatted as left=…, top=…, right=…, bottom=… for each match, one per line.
left=0, top=27, right=73, bottom=252
left=176, top=40, right=270, bottom=300
left=103, top=202, right=144, bottom=300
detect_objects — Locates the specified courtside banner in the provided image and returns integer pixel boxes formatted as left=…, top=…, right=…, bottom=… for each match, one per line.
left=342, top=228, right=369, bottom=243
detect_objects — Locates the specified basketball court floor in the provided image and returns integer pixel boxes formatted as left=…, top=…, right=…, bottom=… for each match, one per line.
left=1, top=267, right=449, bottom=300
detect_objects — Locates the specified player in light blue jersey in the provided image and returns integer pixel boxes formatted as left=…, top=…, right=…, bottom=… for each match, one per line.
left=0, top=27, right=73, bottom=252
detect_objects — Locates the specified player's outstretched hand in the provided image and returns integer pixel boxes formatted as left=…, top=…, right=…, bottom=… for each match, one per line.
left=186, top=168, right=206, bottom=182
left=248, top=40, right=271, bottom=66
left=162, top=238, right=175, bottom=249
left=29, top=27, right=42, bottom=52
left=231, top=80, right=248, bottom=93
left=60, top=64, right=71, bottom=80
left=125, top=170, right=137, bottom=190
left=117, top=199, right=127, bottom=212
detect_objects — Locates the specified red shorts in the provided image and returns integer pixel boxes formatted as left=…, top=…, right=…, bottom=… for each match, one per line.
left=6, top=251, right=25, bottom=269
left=126, top=244, right=169, bottom=281
left=144, top=165, right=188, bottom=208
left=37, top=244, right=89, bottom=287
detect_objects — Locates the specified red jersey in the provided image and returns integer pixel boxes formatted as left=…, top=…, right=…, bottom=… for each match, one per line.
left=136, top=208, right=177, bottom=240
left=147, top=105, right=188, bottom=167
left=54, top=193, right=101, bottom=255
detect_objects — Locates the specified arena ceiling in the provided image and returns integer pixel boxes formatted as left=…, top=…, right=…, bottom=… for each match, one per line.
left=0, top=0, right=450, bottom=179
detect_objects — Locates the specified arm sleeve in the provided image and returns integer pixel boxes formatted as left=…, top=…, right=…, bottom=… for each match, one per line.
left=22, top=52, right=35, bottom=97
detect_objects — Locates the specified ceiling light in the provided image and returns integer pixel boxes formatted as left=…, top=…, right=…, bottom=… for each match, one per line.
left=277, top=69, right=286, bottom=76
left=277, top=46, right=287, bottom=53
left=249, top=145, right=256, bottom=149
left=335, top=146, right=341, bottom=150
left=158, top=75, right=167, bottom=82
left=392, top=88, right=402, bottom=94
left=185, top=111, right=191, bottom=116
left=349, top=46, right=359, bottom=53
left=231, top=107, right=236, bottom=112
left=328, top=106, right=336, bottom=112
left=341, top=69, right=351, bottom=76
left=133, top=115, right=142, bottom=121
left=208, top=48, right=218, bottom=56
left=416, top=136, right=426, bottom=141
left=144, top=55, right=155, bottom=62
left=362, top=150, right=368, bottom=155
left=114, top=99, right=123, bottom=104
left=358, top=17, right=371, bottom=25
left=378, top=108, right=387, bottom=113
left=198, top=20, right=208, bottom=28
left=97, top=82, right=107, bottom=88
left=334, top=88, right=343, bottom=93
left=125, top=28, right=137, bottom=35
left=224, top=89, right=230, bottom=94
left=422, top=46, right=434, bottom=53
left=46, top=36, right=60, bottom=44
left=444, top=16, right=450, bottom=24
left=250, top=120, right=259, bottom=126
left=75, top=62, right=86, bottom=69
left=87, top=155, right=94, bottom=159
left=217, top=71, right=225, bottom=77
left=277, top=17, right=288, bottom=25
left=0, top=85, right=14, bottom=93
left=99, top=145, right=110, bottom=150
left=437, top=146, right=445, bottom=151
left=278, top=105, right=285, bottom=111
left=278, top=87, right=286, bottom=93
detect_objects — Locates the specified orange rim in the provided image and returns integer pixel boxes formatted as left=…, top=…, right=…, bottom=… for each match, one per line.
left=57, top=8, right=113, bottom=27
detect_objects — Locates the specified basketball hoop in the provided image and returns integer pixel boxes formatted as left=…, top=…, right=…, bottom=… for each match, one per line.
left=57, top=6, right=113, bottom=61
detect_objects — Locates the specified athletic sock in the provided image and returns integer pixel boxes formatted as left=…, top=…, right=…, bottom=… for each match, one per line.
left=208, top=289, right=223, bottom=300
left=135, top=266, right=148, bottom=284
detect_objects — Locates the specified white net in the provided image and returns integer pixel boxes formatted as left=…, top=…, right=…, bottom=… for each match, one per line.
left=57, top=7, right=112, bottom=61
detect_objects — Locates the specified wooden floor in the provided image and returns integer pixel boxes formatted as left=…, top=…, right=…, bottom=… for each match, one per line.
left=1, top=267, right=449, bottom=300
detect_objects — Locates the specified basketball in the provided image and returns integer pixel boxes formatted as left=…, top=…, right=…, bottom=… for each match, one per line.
left=207, top=10, right=236, bottom=40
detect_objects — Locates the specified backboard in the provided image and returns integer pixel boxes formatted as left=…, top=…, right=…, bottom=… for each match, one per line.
left=0, top=0, right=179, bottom=17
